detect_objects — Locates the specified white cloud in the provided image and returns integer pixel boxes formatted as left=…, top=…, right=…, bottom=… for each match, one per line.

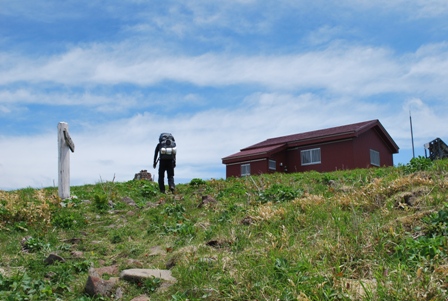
left=335, top=0, right=448, bottom=18
left=2, top=41, right=447, bottom=101
left=412, top=0, right=448, bottom=18
left=0, top=93, right=447, bottom=188
left=0, top=105, right=11, bottom=113
left=304, top=26, right=350, bottom=46
left=2, top=0, right=448, bottom=191
left=0, top=133, right=57, bottom=189
left=5, top=94, right=447, bottom=190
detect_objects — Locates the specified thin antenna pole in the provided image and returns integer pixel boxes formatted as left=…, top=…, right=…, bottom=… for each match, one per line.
left=409, top=110, right=415, bottom=158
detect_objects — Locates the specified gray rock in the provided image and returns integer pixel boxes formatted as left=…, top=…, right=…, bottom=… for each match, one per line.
left=126, top=259, right=144, bottom=268
left=165, top=257, right=176, bottom=269
left=120, top=269, right=177, bottom=283
left=198, top=195, right=217, bottom=208
left=84, top=275, right=119, bottom=297
left=44, top=253, right=65, bottom=265
left=241, top=216, right=255, bottom=225
left=70, top=250, right=84, bottom=258
left=115, top=287, right=124, bottom=300
left=122, top=196, right=137, bottom=207
left=133, top=170, right=153, bottom=181
left=144, top=201, right=159, bottom=209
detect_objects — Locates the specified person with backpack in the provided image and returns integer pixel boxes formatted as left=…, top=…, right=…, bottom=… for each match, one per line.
left=153, top=133, right=176, bottom=193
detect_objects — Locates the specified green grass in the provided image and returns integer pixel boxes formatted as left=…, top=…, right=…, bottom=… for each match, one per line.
left=1, top=157, right=448, bottom=300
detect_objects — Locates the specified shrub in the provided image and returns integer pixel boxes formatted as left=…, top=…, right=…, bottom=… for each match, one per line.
left=404, top=156, right=433, bottom=173
left=394, top=205, right=448, bottom=264
left=141, top=183, right=158, bottom=197
left=22, top=237, right=50, bottom=253
left=190, top=178, right=206, bottom=187
left=52, top=210, right=85, bottom=229
left=93, top=194, right=109, bottom=210
left=258, top=184, right=301, bottom=203
left=395, top=235, right=446, bottom=263
left=0, top=273, right=54, bottom=300
left=72, top=260, right=92, bottom=273
left=162, top=203, right=186, bottom=220
left=0, top=189, right=54, bottom=228
left=423, top=204, right=448, bottom=237
left=163, top=221, right=195, bottom=236
left=142, top=276, right=161, bottom=294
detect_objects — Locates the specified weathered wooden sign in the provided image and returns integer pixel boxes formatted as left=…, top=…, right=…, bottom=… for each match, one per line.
left=63, top=129, right=75, bottom=152
left=58, top=122, right=75, bottom=199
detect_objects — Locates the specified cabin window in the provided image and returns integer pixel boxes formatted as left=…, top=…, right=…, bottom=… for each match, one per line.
left=241, top=164, right=250, bottom=176
left=269, top=159, right=276, bottom=170
left=301, top=148, right=321, bottom=165
left=370, top=149, right=380, bottom=166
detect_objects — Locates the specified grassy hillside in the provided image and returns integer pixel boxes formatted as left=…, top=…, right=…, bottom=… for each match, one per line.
left=1, top=157, right=448, bottom=300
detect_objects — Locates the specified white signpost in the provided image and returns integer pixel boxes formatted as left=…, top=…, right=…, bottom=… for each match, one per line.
left=58, top=122, right=75, bottom=199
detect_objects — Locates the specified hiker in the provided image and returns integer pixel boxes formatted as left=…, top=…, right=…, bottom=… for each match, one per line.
left=153, top=133, right=176, bottom=193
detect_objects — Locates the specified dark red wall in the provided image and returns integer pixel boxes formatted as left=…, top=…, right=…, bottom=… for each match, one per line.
left=250, top=160, right=268, bottom=175
left=225, top=129, right=395, bottom=178
left=286, top=139, right=356, bottom=173
left=269, top=151, right=287, bottom=173
left=353, top=128, right=394, bottom=167
left=225, top=159, right=268, bottom=178
left=226, top=163, right=240, bottom=178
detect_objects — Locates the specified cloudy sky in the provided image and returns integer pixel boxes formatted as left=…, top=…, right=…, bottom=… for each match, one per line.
left=1, top=1, right=448, bottom=190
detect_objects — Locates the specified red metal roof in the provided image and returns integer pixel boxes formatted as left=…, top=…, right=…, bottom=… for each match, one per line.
left=222, top=119, right=399, bottom=163
left=222, top=144, right=286, bottom=163
left=243, top=120, right=377, bottom=149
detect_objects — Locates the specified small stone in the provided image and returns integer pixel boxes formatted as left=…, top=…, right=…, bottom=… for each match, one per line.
left=84, top=275, right=119, bottom=297
left=44, top=253, right=65, bottom=265
left=120, top=268, right=177, bottom=283
left=126, top=259, right=144, bottom=268
left=71, top=251, right=84, bottom=258
left=115, top=287, right=124, bottom=299
left=198, top=195, right=217, bottom=208
left=122, top=196, right=137, bottom=207
left=241, top=216, right=255, bottom=225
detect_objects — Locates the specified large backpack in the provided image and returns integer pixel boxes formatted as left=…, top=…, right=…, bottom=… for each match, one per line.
left=159, top=133, right=177, bottom=159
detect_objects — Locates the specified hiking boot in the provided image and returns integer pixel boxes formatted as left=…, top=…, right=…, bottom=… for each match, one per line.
left=169, top=186, right=175, bottom=193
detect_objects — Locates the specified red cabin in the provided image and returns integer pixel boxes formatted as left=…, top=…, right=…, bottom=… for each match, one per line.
left=222, top=119, right=399, bottom=178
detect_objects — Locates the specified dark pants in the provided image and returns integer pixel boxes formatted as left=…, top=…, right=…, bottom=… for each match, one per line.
left=158, top=159, right=175, bottom=193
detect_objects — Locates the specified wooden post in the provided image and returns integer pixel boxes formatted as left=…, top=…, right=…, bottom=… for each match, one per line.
left=58, top=122, right=75, bottom=199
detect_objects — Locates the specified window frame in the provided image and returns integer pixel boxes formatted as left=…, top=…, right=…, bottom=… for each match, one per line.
left=301, top=148, right=321, bottom=166
left=370, top=149, right=380, bottom=166
left=241, top=163, right=251, bottom=176
left=269, top=159, right=276, bottom=171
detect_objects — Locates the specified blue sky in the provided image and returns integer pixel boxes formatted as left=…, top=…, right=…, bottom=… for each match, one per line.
left=1, top=1, right=448, bottom=190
